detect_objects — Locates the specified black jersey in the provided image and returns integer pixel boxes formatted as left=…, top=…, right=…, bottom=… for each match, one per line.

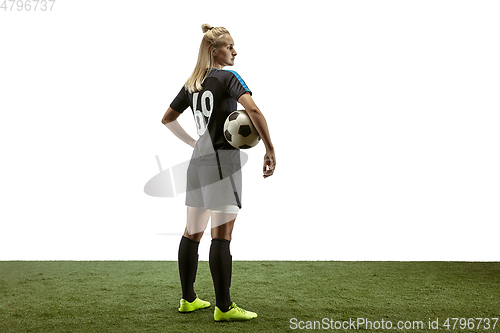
left=170, top=68, right=252, bottom=165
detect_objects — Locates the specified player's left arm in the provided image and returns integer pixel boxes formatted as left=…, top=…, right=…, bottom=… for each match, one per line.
left=162, top=107, right=197, bottom=148
left=238, top=93, right=274, bottom=152
left=238, top=92, right=276, bottom=178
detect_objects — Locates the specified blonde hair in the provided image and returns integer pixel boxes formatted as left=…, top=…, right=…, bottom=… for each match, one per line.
left=184, top=23, right=231, bottom=93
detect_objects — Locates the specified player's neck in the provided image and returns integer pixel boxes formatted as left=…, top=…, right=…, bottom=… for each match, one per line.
left=211, top=62, right=224, bottom=70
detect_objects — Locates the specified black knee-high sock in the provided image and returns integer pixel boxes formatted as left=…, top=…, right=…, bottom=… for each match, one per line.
left=209, top=238, right=232, bottom=312
left=178, top=236, right=200, bottom=302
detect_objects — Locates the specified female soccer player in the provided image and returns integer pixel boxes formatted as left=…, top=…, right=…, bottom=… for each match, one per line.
left=161, top=24, right=276, bottom=322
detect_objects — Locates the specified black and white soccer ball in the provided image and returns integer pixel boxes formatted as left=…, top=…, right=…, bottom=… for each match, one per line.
left=223, top=110, right=261, bottom=149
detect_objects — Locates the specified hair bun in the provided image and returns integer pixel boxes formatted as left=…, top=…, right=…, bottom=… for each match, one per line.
left=201, top=24, right=213, bottom=33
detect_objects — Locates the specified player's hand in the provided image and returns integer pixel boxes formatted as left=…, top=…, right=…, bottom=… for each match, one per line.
left=263, top=149, right=276, bottom=178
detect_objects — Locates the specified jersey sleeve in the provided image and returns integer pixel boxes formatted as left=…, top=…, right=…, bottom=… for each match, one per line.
left=169, top=86, right=190, bottom=113
left=226, top=70, right=252, bottom=101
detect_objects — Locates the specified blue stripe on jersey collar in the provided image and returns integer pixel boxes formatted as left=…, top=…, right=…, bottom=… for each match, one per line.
left=225, top=69, right=251, bottom=92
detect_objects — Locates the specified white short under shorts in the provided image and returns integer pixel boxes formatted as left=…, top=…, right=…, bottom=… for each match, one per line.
left=210, top=204, right=240, bottom=214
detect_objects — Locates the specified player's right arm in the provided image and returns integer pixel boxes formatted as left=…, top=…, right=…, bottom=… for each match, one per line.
left=162, top=107, right=197, bottom=148
left=238, top=92, right=276, bottom=178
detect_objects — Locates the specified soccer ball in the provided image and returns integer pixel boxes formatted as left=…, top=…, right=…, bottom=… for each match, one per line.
left=223, top=110, right=261, bottom=149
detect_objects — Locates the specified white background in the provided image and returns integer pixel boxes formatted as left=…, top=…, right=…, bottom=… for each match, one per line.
left=1, top=0, right=499, bottom=261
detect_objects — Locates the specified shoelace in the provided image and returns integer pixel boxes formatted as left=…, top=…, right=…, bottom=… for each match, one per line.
left=231, top=303, right=247, bottom=314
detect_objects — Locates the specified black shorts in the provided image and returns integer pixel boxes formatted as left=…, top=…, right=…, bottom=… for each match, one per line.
left=185, top=162, right=242, bottom=210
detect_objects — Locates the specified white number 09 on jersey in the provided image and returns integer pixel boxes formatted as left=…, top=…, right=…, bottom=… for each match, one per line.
left=192, top=91, right=214, bottom=135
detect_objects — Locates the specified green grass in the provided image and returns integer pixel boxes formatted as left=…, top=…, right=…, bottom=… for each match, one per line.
left=0, top=261, right=499, bottom=332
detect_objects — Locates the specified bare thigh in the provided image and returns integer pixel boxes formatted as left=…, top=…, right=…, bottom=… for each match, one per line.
left=210, top=211, right=237, bottom=241
left=183, top=206, right=211, bottom=242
